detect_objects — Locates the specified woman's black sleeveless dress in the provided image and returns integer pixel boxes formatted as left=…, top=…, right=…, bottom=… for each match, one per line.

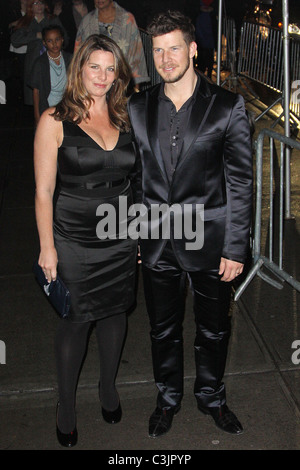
left=53, top=121, right=139, bottom=323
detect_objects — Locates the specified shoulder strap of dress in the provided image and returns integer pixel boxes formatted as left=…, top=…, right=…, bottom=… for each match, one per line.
left=61, top=120, right=77, bottom=136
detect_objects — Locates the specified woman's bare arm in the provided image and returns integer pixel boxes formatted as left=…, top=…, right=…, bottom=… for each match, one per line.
left=34, top=108, right=63, bottom=282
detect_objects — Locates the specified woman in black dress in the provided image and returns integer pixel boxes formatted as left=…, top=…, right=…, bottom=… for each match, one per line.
left=34, top=34, right=141, bottom=447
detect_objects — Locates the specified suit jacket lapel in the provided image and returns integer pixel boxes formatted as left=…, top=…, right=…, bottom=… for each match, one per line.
left=175, top=81, right=216, bottom=172
left=147, top=86, right=169, bottom=185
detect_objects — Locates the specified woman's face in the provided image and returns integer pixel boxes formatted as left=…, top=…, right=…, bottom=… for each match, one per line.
left=32, top=0, right=45, bottom=15
left=81, top=50, right=116, bottom=98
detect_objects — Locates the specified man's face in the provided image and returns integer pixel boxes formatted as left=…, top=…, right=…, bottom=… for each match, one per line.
left=152, top=29, right=196, bottom=83
left=94, top=0, right=113, bottom=9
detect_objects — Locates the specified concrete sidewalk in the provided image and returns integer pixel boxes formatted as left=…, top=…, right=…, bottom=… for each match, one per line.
left=0, top=84, right=300, bottom=451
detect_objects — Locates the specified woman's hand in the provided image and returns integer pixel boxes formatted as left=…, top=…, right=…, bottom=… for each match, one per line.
left=38, top=247, right=58, bottom=283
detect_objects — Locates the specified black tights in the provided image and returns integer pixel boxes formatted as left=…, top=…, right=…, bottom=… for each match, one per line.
left=55, top=313, right=126, bottom=433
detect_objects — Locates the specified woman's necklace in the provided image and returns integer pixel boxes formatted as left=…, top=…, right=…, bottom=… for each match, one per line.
left=47, top=52, right=61, bottom=61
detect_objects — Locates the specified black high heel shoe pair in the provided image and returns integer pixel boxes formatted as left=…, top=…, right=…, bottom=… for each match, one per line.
left=56, top=398, right=122, bottom=447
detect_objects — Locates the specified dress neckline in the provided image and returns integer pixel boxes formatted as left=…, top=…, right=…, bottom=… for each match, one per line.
left=76, top=123, right=120, bottom=152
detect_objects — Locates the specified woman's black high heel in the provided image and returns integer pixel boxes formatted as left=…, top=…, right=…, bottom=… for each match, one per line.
left=101, top=402, right=122, bottom=424
left=56, top=402, right=78, bottom=447
left=98, top=381, right=122, bottom=424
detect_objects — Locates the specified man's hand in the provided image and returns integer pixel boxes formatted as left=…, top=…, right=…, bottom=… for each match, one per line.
left=219, top=257, right=244, bottom=282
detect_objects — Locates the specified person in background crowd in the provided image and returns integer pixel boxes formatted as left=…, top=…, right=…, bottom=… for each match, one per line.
left=29, top=24, right=72, bottom=125
left=74, top=0, right=149, bottom=88
left=195, top=0, right=217, bottom=79
left=52, top=0, right=63, bottom=16
left=10, top=0, right=68, bottom=106
left=9, top=0, right=28, bottom=55
left=57, top=0, right=94, bottom=53
left=5, top=0, right=28, bottom=103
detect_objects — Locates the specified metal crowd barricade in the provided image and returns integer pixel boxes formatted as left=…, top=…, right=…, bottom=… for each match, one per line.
left=221, top=16, right=236, bottom=74
left=237, top=21, right=300, bottom=124
left=234, top=128, right=300, bottom=301
left=220, top=17, right=259, bottom=98
left=238, top=21, right=283, bottom=92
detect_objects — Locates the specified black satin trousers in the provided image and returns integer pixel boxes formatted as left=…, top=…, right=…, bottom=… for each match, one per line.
left=142, top=242, right=232, bottom=410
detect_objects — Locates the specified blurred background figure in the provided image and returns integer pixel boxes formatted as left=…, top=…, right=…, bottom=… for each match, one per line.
left=195, top=0, right=217, bottom=79
left=118, top=0, right=188, bottom=29
left=0, top=0, right=29, bottom=104
left=54, top=0, right=94, bottom=52
left=10, top=0, right=68, bottom=106
left=52, top=0, right=63, bottom=16
left=7, top=0, right=28, bottom=103
left=9, top=1, right=28, bottom=67
left=74, top=0, right=149, bottom=88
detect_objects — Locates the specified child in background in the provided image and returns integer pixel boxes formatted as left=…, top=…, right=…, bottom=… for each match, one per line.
left=29, top=25, right=72, bottom=125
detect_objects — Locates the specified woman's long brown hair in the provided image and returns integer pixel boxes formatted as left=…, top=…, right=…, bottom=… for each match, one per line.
left=52, top=34, right=132, bottom=132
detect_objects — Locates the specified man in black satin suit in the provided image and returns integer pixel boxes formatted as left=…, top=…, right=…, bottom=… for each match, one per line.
left=127, top=10, right=253, bottom=438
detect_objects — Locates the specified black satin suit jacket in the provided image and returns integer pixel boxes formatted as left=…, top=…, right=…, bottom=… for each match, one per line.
left=128, top=74, right=253, bottom=271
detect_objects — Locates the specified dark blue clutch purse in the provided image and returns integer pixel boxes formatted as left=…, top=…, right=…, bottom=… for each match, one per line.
left=33, top=261, right=71, bottom=319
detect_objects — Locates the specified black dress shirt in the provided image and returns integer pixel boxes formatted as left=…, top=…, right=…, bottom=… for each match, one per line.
left=157, top=76, right=201, bottom=183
